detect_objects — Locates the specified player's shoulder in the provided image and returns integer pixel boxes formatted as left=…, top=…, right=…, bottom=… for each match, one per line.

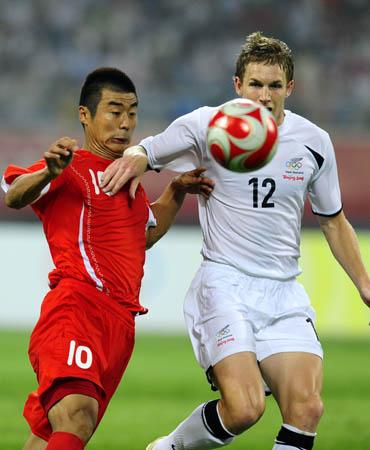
left=282, top=110, right=332, bottom=154
left=178, top=104, right=219, bottom=124
left=284, top=110, right=330, bottom=140
left=71, top=149, right=92, bottom=161
left=171, top=104, right=220, bottom=141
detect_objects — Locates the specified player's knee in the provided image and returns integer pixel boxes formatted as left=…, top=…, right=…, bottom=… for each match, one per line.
left=223, top=397, right=265, bottom=435
left=231, top=403, right=265, bottom=435
left=48, top=395, right=98, bottom=443
left=304, top=394, right=324, bottom=422
left=68, top=406, right=96, bottom=442
left=285, top=392, right=324, bottom=426
left=53, top=405, right=96, bottom=442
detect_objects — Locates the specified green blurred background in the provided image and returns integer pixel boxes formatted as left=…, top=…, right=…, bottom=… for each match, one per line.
left=1, top=332, right=370, bottom=449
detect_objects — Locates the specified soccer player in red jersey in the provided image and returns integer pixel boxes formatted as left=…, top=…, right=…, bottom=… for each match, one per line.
left=2, top=67, right=214, bottom=450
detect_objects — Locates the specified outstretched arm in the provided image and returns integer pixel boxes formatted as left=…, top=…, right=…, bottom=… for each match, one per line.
left=146, top=167, right=214, bottom=250
left=318, top=211, right=370, bottom=309
left=5, top=137, right=78, bottom=209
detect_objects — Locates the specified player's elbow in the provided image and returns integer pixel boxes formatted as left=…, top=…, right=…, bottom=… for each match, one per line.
left=145, top=230, right=156, bottom=250
left=146, top=228, right=166, bottom=250
left=145, top=239, right=154, bottom=250
left=5, top=192, right=23, bottom=209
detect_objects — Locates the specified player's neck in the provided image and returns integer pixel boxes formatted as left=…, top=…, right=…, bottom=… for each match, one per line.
left=276, top=110, right=286, bottom=126
left=82, top=139, right=123, bottom=161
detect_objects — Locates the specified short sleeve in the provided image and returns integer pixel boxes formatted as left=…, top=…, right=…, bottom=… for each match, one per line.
left=1, top=159, right=65, bottom=203
left=2, top=160, right=44, bottom=191
left=307, top=140, right=342, bottom=216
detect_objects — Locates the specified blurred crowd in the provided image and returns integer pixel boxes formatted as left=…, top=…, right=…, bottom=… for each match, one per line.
left=0, top=0, right=369, bottom=224
left=1, top=0, right=370, bottom=129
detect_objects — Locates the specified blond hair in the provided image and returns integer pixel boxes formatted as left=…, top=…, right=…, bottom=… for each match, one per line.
left=234, top=31, right=294, bottom=83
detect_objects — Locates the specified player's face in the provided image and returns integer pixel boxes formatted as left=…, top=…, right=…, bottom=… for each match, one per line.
left=79, top=88, right=138, bottom=159
left=234, top=62, right=294, bottom=126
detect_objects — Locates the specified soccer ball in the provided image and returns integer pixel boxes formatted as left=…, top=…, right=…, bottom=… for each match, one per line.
left=207, top=98, right=278, bottom=172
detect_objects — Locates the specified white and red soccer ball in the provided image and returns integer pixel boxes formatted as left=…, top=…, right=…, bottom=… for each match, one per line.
left=207, top=98, right=278, bottom=172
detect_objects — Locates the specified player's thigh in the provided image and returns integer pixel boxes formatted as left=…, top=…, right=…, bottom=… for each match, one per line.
left=260, top=351, right=323, bottom=414
left=212, top=351, right=266, bottom=414
left=184, top=261, right=259, bottom=372
left=23, top=432, right=47, bottom=450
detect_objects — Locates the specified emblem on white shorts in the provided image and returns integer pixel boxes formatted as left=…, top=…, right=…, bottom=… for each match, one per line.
left=216, top=324, right=235, bottom=347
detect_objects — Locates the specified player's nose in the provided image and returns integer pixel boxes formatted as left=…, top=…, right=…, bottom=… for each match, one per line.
left=119, top=112, right=129, bottom=129
left=259, top=86, right=271, bottom=103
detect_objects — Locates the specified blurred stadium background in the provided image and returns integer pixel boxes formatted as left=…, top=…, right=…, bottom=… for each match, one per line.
left=0, top=1, right=369, bottom=448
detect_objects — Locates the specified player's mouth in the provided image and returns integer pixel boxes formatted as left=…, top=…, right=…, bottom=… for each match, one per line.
left=258, top=101, right=273, bottom=112
left=111, top=137, right=128, bottom=145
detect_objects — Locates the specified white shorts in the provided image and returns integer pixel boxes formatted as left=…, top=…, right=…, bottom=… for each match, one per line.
left=184, top=260, right=323, bottom=373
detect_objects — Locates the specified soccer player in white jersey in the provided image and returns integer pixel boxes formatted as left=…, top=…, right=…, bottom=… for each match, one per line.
left=101, top=32, right=370, bottom=450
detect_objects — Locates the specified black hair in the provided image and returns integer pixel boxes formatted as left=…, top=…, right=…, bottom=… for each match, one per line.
left=79, top=67, right=137, bottom=117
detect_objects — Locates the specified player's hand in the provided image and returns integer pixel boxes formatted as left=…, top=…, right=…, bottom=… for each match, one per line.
left=100, top=145, right=148, bottom=198
left=357, top=279, right=370, bottom=327
left=44, top=137, right=78, bottom=177
left=359, top=282, right=370, bottom=310
left=171, top=167, right=215, bottom=200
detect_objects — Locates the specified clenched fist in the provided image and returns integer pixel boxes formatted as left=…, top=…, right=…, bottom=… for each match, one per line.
left=44, top=137, right=79, bottom=177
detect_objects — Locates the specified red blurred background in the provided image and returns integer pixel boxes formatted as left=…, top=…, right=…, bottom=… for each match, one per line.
left=1, top=130, right=369, bottom=227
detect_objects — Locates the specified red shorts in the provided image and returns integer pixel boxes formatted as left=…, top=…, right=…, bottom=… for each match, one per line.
left=24, top=278, right=136, bottom=441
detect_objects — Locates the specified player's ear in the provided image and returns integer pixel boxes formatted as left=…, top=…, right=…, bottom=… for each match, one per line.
left=234, top=76, right=243, bottom=96
left=286, top=80, right=294, bottom=97
left=79, top=106, right=90, bottom=127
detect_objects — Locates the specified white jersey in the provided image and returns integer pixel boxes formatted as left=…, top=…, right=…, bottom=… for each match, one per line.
left=140, top=105, right=342, bottom=280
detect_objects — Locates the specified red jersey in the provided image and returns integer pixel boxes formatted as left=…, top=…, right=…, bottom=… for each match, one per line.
left=2, top=150, right=155, bottom=314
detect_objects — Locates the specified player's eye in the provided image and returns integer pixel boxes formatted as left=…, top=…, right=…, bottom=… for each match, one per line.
left=129, top=111, right=137, bottom=118
left=249, top=81, right=261, bottom=87
left=111, top=111, right=120, bottom=116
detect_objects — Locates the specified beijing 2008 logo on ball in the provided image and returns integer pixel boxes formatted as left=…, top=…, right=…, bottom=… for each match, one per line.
left=207, top=98, right=278, bottom=173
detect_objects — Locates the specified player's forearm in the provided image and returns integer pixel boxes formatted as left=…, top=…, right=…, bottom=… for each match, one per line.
left=5, top=168, right=56, bottom=209
left=146, top=183, right=186, bottom=249
left=319, top=212, right=369, bottom=290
